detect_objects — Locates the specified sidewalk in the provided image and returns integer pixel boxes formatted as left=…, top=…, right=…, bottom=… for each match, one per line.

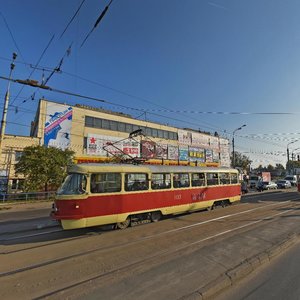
left=0, top=201, right=58, bottom=235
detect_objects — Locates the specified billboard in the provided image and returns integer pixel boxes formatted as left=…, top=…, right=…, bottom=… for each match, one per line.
left=87, top=134, right=140, bottom=157
left=44, top=103, right=72, bottom=150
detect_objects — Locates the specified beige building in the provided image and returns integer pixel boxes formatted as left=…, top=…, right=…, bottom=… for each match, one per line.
left=0, top=98, right=231, bottom=192
left=0, top=135, right=40, bottom=192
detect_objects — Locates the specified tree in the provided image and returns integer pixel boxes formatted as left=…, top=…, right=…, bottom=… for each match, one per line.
left=231, top=151, right=252, bottom=171
left=15, top=145, right=74, bottom=192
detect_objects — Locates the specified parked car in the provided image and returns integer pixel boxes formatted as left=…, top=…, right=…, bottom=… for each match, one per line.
left=256, top=181, right=277, bottom=191
left=284, top=175, right=297, bottom=186
left=277, top=180, right=292, bottom=189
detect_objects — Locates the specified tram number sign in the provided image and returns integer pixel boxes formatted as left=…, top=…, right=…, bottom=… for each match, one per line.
left=191, top=192, right=206, bottom=201
left=174, top=194, right=182, bottom=200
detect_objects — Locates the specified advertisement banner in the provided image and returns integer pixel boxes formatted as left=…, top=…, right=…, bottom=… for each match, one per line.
left=87, top=134, right=140, bottom=157
left=191, top=132, right=210, bottom=147
left=168, top=145, right=179, bottom=160
left=210, top=136, right=220, bottom=150
left=179, top=146, right=189, bottom=161
left=188, top=147, right=205, bottom=162
left=205, top=149, right=213, bottom=163
left=178, top=130, right=192, bottom=145
left=219, top=140, right=229, bottom=165
left=44, top=103, right=72, bottom=150
left=213, top=151, right=220, bottom=163
left=141, top=140, right=156, bottom=159
left=156, top=143, right=168, bottom=159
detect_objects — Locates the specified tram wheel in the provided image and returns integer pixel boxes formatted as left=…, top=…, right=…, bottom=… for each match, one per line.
left=151, top=211, right=162, bottom=222
left=207, top=203, right=215, bottom=211
left=116, top=216, right=131, bottom=229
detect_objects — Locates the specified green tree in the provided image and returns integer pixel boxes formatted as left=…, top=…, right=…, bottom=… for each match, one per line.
left=231, top=151, right=252, bottom=171
left=15, top=145, right=74, bottom=192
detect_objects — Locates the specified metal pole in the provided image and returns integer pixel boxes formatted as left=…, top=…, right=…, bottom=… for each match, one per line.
left=232, top=136, right=235, bottom=168
left=0, top=53, right=17, bottom=158
left=232, top=124, right=246, bottom=168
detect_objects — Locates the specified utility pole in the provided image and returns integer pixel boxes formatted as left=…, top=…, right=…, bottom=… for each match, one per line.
left=0, top=52, right=17, bottom=160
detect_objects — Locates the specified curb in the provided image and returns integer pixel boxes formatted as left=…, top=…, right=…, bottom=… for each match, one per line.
left=181, top=233, right=299, bottom=300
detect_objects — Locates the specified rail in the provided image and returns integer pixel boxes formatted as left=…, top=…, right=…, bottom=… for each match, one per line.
left=0, top=191, right=56, bottom=202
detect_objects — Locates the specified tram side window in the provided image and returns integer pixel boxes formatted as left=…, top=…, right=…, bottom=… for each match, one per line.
left=90, top=173, right=121, bottom=193
left=191, top=173, right=205, bottom=187
left=151, top=173, right=171, bottom=190
left=219, top=173, right=230, bottom=184
left=173, top=173, right=190, bottom=188
left=230, top=173, right=238, bottom=184
left=125, top=173, right=149, bottom=191
left=207, top=173, right=219, bottom=186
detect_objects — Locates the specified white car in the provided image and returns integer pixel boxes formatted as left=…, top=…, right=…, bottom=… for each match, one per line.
left=257, top=181, right=277, bottom=191
left=284, top=175, right=297, bottom=186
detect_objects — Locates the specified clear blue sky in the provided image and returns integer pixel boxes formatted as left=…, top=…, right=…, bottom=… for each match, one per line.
left=1, top=0, right=300, bottom=168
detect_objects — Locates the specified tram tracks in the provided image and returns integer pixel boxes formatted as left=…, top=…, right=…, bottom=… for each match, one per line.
left=25, top=201, right=300, bottom=299
left=0, top=200, right=285, bottom=257
left=1, top=194, right=299, bottom=300
left=1, top=201, right=298, bottom=276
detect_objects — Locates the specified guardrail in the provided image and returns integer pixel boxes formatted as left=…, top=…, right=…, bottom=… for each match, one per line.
left=0, top=191, right=56, bottom=202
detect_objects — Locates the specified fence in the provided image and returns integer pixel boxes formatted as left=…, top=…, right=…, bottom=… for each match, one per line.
left=0, top=191, right=56, bottom=202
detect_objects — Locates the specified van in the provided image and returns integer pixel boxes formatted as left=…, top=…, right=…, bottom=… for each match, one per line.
left=284, top=175, right=297, bottom=186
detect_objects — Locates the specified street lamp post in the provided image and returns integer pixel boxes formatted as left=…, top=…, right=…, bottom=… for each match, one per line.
left=287, top=140, right=298, bottom=163
left=291, top=147, right=300, bottom=161
left=232, top=124, right=246, bottom=168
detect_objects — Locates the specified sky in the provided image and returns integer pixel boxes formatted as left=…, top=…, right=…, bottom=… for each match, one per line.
left=1, top=0, right=300, bottom=169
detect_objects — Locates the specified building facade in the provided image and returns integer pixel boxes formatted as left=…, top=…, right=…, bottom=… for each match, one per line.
left=0, top=98, right=231, bottom=192
left=31, top=99, right=231, bottom=166
left=0, top=135, right=40, bottom=192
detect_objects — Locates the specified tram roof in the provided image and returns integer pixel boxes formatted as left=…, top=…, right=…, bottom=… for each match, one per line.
left=68, top=163, right=237, bottom=174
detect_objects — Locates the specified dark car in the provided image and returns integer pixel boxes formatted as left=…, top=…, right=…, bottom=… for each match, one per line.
left=277, top=180, right=292, bottom=189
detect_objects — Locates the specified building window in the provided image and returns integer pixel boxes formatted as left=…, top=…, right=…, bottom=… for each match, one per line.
left=110, top=120, right=118, bottom=131
left=125, top=124, right=133, bottom=133
left=118, top=122, right=126, bottom=132
left=84, top=115, right=178, bottom=142
left=15, top=151, right=23, bottom=162
left=85, top=116, right=94, bottom=127
left=102, top=119, right=110, bottom=130
left=94, top=118, right=102, bottom=128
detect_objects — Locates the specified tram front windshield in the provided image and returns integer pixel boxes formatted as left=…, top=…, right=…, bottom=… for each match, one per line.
left=57, top=173, right=87, bottom=195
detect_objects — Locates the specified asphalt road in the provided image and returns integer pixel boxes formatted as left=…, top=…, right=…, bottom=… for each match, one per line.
left=1, top=191, right=300, bottom=300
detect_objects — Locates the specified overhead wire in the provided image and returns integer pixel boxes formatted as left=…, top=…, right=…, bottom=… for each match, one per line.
left=80, top=0, right=114, bottom=47
left=60, top=0, right=87, bottom=38
left=9, top=34, right=55, bottom=107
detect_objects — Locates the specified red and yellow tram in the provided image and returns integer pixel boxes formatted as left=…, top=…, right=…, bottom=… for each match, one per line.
left=51, top=163, right=241, bottom=230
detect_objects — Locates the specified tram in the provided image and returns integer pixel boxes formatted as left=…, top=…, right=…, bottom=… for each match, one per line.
left=51, top=163, right=241, bottom=230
